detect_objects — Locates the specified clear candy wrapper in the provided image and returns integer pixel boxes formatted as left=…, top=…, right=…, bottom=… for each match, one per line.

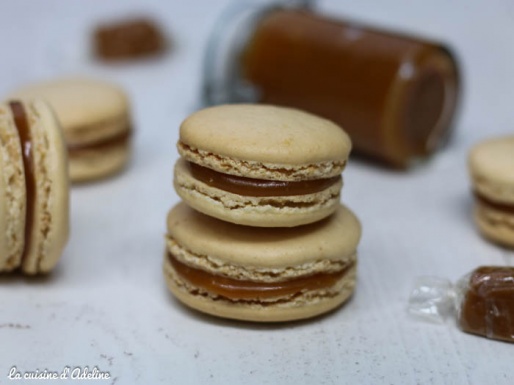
left=408, top=266, right=514, bottom=343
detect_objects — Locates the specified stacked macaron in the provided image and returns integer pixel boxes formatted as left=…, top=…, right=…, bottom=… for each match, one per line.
left=165, top=104, right=362, bottom=322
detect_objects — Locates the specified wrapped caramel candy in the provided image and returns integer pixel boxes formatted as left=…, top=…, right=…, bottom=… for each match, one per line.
left=409, top=266, right=514, bottom=342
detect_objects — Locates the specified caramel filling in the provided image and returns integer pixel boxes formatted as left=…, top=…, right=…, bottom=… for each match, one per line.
left=169, top=253, right=351, bottom=300
left=475, top=192, right=514, bottom=215
left=459, top=266, right=514, bottom=342
left=187, top=162, right=341, bottom=197
left=9, top=101, right=35, bottom=262
left=67, top=128, right=131, bottom=154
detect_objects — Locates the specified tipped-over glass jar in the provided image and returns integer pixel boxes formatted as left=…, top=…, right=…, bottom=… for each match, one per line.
left=203, top=0, right=460, bottom=168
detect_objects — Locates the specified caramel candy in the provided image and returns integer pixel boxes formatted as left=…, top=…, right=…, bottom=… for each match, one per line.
left=94, top=18, right=166, bottom=61
left=241, top=9, right=460, bottom=167
left=187, top=161, right=341, bottom=197
left=458, top=266, right=514, bottom=342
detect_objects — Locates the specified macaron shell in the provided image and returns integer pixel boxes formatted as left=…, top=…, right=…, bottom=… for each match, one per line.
left=65, top=119, right=130, bottom=148
left=174, top=158, right=343, bottom=227
left=0, top=104, right=26, bottom=271
left=164, top=258, right=356, bottom=322
left=179, top=104, right=351, bottom=166
left=69, top=140, right=130, bottom=183
left=474, top=202, right=514, bottom=248
left=178, top=142, right=346, bottom=181
left=10, top=78, right=131, bottom=145
left=22, top=100, right=69, bottom=274
left=469, top=136, right=514, bottom=204
left=166, top=202, right=361, bottom=270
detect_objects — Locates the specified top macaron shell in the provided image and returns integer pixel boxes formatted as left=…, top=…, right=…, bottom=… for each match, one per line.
left=167, top=202, right=361, bottom=270
left=469, top=136, right=514, bottom=204
left=179, top=104, right=351, bottom=179
left=9, top=78, right=130, bottom=145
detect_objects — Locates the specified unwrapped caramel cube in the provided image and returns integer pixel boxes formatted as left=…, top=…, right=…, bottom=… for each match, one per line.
left=94, top=18, right=167, bottom=61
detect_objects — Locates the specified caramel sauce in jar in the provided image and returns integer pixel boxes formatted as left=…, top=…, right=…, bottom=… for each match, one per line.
left=239, top=9, right=460, bottom=167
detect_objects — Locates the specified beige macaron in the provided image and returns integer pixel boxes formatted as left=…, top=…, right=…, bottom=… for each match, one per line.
left=9, top=78, right=132, bottom=183
left=0, top=100, right=69, bottom=274
left=175, top=104, right=351, bottom=227
left=164, top=202, right=361, bottom=322
left=468, top=136, right=514, bottom=248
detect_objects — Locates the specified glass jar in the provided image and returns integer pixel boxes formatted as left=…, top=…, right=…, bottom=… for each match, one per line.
left=203, top=0, right=460, bottom=168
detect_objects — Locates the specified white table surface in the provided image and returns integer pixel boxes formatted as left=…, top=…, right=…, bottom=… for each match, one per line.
left=0, top=0, right=513, bottom=384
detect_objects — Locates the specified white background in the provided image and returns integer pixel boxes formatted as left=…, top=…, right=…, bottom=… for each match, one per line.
left=0, top=0, right=513, bottom=384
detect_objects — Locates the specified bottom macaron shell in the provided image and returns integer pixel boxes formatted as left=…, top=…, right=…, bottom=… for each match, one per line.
left=174, top=159, right=342, bottom=227
left=164, top=257, right=357, bottom=322
left=69, top=141, right=130, bottom=183
left=474, top=204, right=514, bottom=248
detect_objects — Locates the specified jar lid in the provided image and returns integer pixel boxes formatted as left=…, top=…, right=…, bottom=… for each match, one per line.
left=202, top=0, right=314, bottom=106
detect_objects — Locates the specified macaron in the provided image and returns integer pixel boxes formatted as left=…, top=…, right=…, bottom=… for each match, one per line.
left=0, top=100, right=69, bottom=274
left=175, top=104, right=351, bottom=227
left=468, top=136, right=514, bottom=248
left=164, top=202, right=361, bottom=322
left=9, top=78, right=132, bottom=183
